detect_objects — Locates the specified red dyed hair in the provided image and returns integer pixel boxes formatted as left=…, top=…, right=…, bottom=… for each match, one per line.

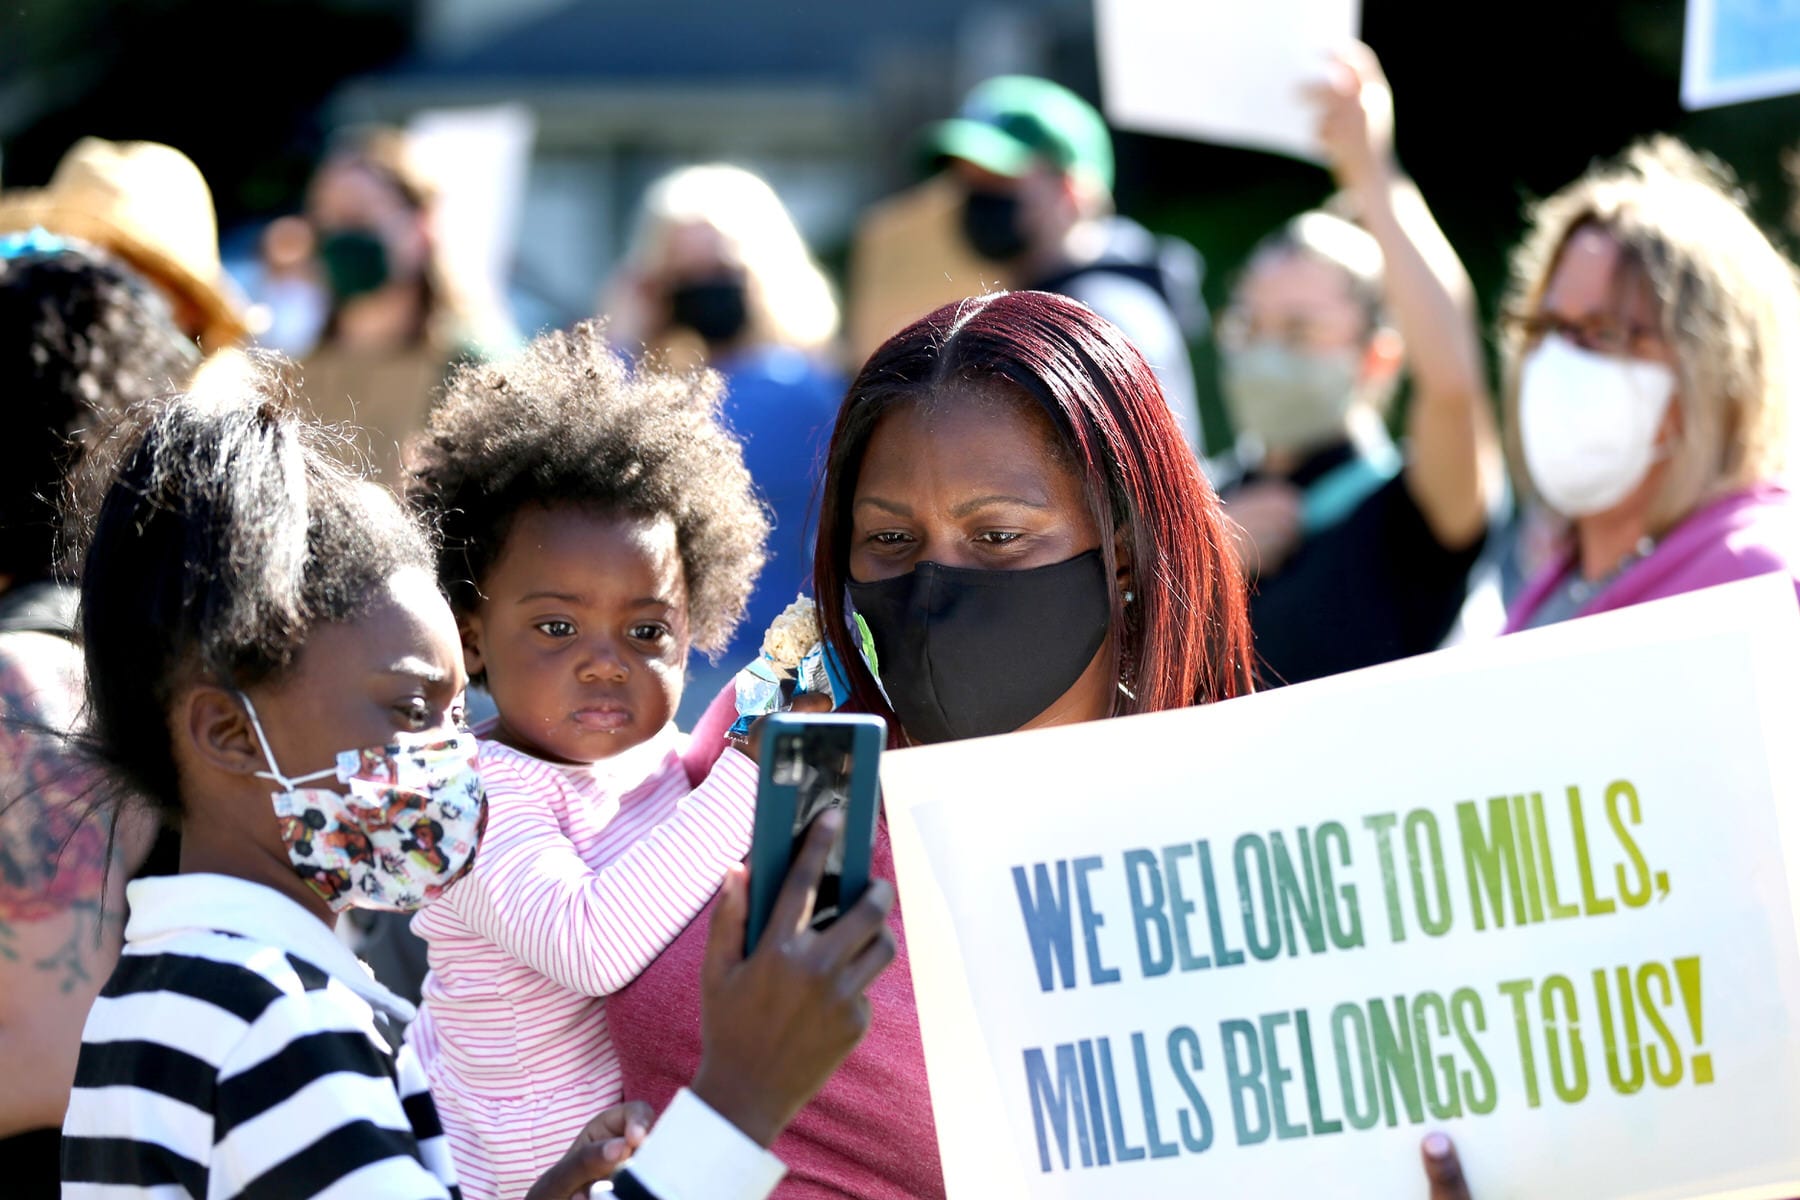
left=813, top=290, right=1253, bottom=731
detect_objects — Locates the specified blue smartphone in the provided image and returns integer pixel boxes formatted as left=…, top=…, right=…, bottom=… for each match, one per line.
left=744, top=712, right=886, bottom=955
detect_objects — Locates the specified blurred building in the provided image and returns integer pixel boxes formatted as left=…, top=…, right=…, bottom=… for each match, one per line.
left=331, top=0, right=1095, bottom=330
left=0, top=0, right=414, bottom=213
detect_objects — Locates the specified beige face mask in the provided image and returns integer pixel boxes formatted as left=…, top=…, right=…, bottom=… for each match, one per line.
left=1221, top=342, right=1360, bottom=453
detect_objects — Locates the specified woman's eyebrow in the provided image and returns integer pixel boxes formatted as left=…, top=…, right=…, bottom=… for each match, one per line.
left=950, top=493, right=1050, bottom=518
left=854, top=496, right=913, bottom=517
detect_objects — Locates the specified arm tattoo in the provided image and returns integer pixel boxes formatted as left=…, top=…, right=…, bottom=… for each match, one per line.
left=0, top=634, right=122, bottom=989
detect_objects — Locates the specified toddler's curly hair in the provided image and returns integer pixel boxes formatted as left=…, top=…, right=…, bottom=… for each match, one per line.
left=407, top=322, right=768, bottom=657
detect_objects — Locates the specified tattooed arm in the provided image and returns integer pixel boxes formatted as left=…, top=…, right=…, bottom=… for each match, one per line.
left=0, top=631, right=154, bottom=1137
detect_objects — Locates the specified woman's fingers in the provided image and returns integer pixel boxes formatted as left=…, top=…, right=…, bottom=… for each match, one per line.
left=613, top=1099, right=656, bottom=1146
left=578, top=1098, right=656, bottom=1144
left=741, top=695, right=836, bottom=763
left=837, top=921, right=899, bottom=998
left=813, top=877, right=894, bottom=963
left=764, top=808, right=840, bottom=941
left=1340, top=38, right=1387, bottom=86
left=1422, top=1132, right=1473, bottom=1200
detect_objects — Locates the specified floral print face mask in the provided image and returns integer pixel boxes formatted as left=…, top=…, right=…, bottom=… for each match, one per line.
left=240, top=694, right=486, bottom=913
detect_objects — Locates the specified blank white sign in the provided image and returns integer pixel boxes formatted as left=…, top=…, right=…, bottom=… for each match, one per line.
left=1095, top=0, right=1362, bottom=161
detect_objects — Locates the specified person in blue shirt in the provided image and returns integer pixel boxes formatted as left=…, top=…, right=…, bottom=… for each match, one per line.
left=602, top=164, right=845, bottom=723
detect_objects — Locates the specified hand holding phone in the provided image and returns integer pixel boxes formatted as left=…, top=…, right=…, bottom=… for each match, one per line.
left=693, top=815, right=897, bottom=1147
left=744, top=713, right=885, bottom=954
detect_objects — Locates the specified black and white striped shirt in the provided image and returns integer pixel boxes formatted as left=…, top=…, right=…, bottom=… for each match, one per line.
left=62, top=873, right=461, bottom=1199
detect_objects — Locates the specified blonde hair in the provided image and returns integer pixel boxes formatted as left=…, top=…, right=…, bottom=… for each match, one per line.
left=1502, top=136, right=1800, bottom=532
left=1251, top=208, right=1386, bottom=330
left=624, top=164, right=839, bottom=353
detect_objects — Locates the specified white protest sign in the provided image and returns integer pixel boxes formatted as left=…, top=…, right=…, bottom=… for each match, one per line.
left=406, top=104, right=537, bottom=338
left=884, top=576, right=1800, bottom=1200
left=1094, top=0, right=1361, bottom=161
left=1683, top=0, right=1800, bottom=110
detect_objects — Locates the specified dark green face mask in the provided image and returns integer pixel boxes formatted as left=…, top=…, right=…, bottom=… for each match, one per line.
left=317, top=228, right=391, bottom=302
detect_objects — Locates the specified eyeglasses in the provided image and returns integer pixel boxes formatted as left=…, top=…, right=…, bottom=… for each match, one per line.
left=1501, top=310, right=1668, bottom=359
left=1216, top=307, right=1367, bottom=355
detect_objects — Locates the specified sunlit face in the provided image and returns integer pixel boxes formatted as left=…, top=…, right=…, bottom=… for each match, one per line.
left=848, top=390, right=1116, bottom=732
left=306, top=159, right=429, bottom=283
left=464, top=504, right=689, bottom=765
left=951, top=159, right=1073, bottom=258
left=658, top=219, right=741, bottom=286
left=1529, top=226, right=1675, bottom=366
left=1512, top=225, right=1686, bottom=527
left=849, top=394, right=1099, bottom=580
left=1223, top=250, right=1370, bottom=359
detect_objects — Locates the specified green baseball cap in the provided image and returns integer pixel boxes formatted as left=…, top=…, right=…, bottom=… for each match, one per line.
left=920, top=75, right=1115, bottom=193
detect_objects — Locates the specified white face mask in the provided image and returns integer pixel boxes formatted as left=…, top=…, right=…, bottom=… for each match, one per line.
left=1519, top=333, right=1676, bottom=518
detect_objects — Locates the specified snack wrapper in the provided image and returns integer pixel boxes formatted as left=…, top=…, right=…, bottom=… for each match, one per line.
left=729, top=595, right=879, bottom=736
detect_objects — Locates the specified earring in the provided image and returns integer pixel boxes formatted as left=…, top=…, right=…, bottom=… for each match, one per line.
left=1123, top=589, right=1135, bottom=604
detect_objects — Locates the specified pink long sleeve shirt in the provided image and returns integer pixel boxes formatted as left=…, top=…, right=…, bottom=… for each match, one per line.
left=406, top=727, right=757, bottom=1200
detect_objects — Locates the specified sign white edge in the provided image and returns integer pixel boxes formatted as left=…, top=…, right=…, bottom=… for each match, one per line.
left=884, top=575, right=1800, bottom=1197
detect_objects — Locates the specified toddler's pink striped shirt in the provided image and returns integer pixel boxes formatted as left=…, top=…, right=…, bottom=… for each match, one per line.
left=406, top=727, right=756, bottom=1200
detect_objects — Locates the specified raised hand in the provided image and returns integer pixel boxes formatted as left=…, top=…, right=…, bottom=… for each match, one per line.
left=1308, top=41, right=1397, bottom=195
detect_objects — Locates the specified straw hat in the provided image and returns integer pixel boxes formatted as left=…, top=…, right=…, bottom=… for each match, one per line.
left=0, top=138, right=250, bottom=350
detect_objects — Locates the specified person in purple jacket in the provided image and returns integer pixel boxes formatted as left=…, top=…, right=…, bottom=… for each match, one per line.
left=1500, top=137, right=1800, bottom=631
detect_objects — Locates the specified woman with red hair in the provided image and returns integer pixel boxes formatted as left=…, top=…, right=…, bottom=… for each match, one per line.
left=815, top=289, right=1252, bottom=737
left=609, top=290, right=1248, bottom=1197
left=610, top=291, right=1470, bottom=1198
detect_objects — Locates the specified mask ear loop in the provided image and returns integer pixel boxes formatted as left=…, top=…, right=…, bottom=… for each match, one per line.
left=238, top=692, right=338, bottom=789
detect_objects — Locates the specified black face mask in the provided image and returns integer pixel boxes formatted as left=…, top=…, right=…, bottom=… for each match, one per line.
left=316, top=228, right=392, bottom=302
left=960, top=189, right=1030, bottom=263
left=847, top=550, right=1112, bottom=745
left=669, top=279, right=749, bottom=345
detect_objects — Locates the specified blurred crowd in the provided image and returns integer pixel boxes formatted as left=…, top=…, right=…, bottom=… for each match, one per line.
left=4, top=34, right=1799, bottom=1200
